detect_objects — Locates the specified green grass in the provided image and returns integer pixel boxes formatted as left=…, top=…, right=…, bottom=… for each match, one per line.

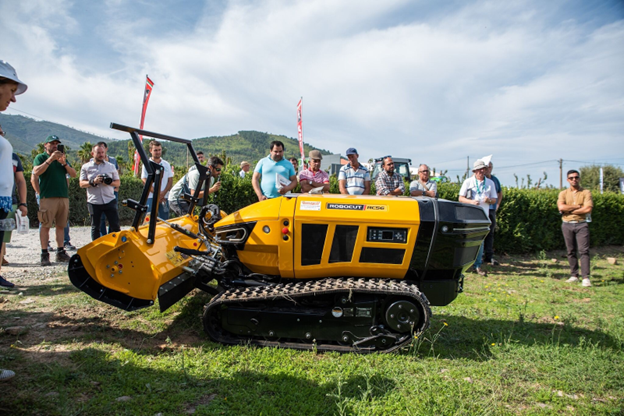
left=1, top=248, right=623, bottom=415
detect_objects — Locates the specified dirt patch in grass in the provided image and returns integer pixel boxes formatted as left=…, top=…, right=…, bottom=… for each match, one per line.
left=184, top=393, right=218, bottom=413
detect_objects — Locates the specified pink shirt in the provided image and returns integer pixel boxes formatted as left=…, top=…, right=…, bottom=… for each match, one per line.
left=299, top=169, right=329, bottom=184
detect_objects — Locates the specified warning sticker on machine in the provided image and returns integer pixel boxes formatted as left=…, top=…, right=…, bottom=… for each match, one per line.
left=300, top=201, right=322, bottom=211
left=326, top=203, right=388, bottom=212
left=166, top=250, right=185, bottom=267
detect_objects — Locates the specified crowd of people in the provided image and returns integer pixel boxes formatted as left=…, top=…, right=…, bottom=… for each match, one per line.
left=0, top=60, right=596, bottom=382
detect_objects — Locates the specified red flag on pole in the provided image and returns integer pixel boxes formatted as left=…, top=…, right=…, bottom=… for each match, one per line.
left=297, top=98, right=304, bottom=162
left=133, top=75, right=155, bottom=176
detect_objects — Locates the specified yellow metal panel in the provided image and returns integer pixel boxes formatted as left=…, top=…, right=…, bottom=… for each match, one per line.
left=278, top=196, right=297, bottom=277
left=292, top=194, right=421, bottom=279
left=77, top=216, right=204, bottom=301
left=217, top=198, right=284, bottom=275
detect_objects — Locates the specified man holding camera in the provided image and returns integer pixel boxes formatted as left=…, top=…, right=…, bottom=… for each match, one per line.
left=79, top=144, right=121, bottom=241
left=32, top=135, right=77, bottom=266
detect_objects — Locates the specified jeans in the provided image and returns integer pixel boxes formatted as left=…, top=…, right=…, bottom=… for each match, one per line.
left=64, top=222, right=71, bottom=245
left=146, top=197, right=169, bottom=220
left=474, top=243, right=484, bottom=269
left=484, top=209, right=497, bottom=262
left=99, top=191, right=119, bottom=236
left=562, top=222, right=590, bottom=278
left=88, top=200, right=121, bottom=241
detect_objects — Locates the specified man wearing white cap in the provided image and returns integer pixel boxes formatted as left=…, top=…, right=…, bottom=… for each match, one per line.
left=0, top=59, right=28, bottom=382
left=239, top=161, right=250, bottom=178
left=458, top=159, right=497, bottom=276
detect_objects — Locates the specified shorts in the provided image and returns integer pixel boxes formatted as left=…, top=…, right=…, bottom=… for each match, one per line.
left=2, top=204, right=17, bottom=243
left=38, top=197, right=69, bottom=228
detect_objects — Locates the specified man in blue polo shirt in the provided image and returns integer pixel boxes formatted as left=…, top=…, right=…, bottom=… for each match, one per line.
left=252, top=140, right=297, bottom=200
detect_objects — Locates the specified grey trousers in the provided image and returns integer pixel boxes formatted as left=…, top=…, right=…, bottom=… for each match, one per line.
left=562, top=222, right=590, bottom=278
left=169, top=199, right=190, bottom=217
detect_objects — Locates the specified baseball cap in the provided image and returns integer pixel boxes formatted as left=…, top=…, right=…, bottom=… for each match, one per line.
left=240, top=161, right=250, bottom=168
left=0, top=61, right=28, bottom=95
left=346, top=147, right=358, bottom=156
left=309, top=150, right=323, bottom=160
left=472, top=159, right=487, bottom=171
left=44, top=135, right=62, bottom=144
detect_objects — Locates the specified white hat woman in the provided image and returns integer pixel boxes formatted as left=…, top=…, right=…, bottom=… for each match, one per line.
left=0, top=60, right=27, bottom=382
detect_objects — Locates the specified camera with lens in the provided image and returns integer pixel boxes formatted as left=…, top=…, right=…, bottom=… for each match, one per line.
left=99, top=174, right=113, bottom=185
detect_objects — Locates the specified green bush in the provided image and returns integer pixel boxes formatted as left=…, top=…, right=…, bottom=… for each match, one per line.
left=437, top=183, right=624, bottom=253
left=24, top=171, right=624, bottom=254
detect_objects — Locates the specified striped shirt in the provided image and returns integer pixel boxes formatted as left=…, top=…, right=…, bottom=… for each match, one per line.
left=338, top=163, right=370, bottom=195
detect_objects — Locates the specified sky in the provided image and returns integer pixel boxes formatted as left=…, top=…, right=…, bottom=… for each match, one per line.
left=2, top=0, right=623, bottom=187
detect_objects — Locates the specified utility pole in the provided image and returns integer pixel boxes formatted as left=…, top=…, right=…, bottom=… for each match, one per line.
left=466, top=156, right=470, bottom=178
left=559, top=158, right=563, bottom=189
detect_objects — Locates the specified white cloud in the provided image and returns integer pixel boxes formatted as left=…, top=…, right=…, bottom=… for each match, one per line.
left=2, top=0, right=623, bottom=185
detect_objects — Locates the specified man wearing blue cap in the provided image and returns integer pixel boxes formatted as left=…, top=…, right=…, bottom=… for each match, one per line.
left=338, top=148, right=370, bottom=195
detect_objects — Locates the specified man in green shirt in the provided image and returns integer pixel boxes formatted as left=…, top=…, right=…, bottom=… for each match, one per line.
left=32, top=135, right=77, bottom=266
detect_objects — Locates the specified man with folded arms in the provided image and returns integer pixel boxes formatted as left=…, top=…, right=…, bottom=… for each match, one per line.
left=299, top=150, right=330, bottom=193
left=557, top=170, right=593, bottom=287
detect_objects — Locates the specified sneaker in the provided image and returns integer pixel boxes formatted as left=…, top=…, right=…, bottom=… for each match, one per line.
left=475, top=267, right=487, bottom=277
left=56, top=249, right=71, bottom=263
left=64, top=243, right=77, bottom=251
left=566, top=276, right=579, bottom=283
left=490, top=258, right=500, bottom=266
left=47, top=243, right=54, bottom=251
left=0, top=276, right=14, bottom=288
left=41, top=252, right=51, bottom=267
left=582, top=278, right=591, bottom=287
left=1, top=258, right=8, bottom=266
left=0, top=369, right=15, bottom=381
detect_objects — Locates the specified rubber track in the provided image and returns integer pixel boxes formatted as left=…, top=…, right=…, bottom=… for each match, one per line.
left=203, top=277, right=432, bottom=353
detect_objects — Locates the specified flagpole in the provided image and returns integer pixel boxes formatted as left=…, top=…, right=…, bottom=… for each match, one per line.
left=297, top=97, right=304, bottom=170
left=133, top=75, right=155, bottom=176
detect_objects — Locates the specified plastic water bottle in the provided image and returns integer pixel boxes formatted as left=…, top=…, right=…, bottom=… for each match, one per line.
left=0, top=218, right=16, bottom=231
left=585, top=213, right=592, bottom=223
left=16, top=211, right=29, bottom=234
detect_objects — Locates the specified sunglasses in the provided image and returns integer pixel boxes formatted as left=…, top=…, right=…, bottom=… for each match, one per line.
left=568, top=176, right=579, bottom=180
left=212, top=166, right=222, bottom=172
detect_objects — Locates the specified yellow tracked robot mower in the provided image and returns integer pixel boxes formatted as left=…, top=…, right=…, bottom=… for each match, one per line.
left=69, top=124, right=490, bottom=353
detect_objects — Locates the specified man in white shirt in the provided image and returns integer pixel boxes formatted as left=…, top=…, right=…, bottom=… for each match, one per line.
left=239, top=161, right=250, bottom=178
left=79, top=144, right=121, bottom=240
left=458, top=159, right=497, bottom=276
left=141, top=140, right=174, bottom=220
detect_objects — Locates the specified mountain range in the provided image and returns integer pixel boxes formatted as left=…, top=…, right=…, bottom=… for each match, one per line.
left=0, top=114, right=333, bottom=168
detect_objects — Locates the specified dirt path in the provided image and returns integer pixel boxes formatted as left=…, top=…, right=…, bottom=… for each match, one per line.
left=1, top=226, right=125, bottom=283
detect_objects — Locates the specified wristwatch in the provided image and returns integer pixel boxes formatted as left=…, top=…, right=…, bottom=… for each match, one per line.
left=18, top=203, right=27, bottom=207
left=61, top=163, right=67, bottom=167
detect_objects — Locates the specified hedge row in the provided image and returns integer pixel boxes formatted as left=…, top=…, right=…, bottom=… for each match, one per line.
left=437, top=183, right=624, bottom=253
left=23, top=173, right=624, bottom=254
